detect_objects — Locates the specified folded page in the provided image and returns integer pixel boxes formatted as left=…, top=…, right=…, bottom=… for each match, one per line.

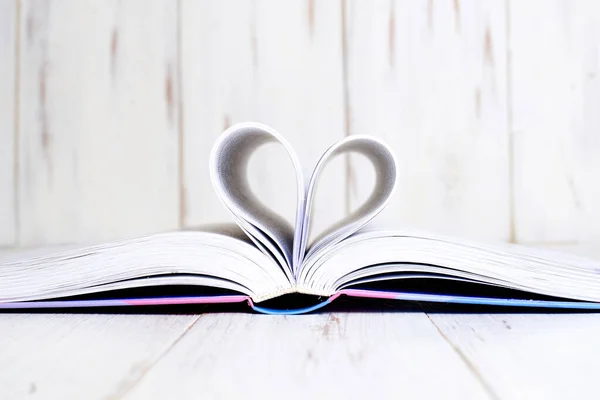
left=300, top=135, right=397, bottom=268
left=210, top=123, right=305, bottom=279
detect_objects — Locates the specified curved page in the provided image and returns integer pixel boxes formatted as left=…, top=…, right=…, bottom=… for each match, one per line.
left=299, top=135, right=397, bottom=269
left=210, top=123, right=305, bottom=277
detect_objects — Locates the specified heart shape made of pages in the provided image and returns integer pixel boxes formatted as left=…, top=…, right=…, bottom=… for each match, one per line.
left=210, top=123, right=397, bottom=279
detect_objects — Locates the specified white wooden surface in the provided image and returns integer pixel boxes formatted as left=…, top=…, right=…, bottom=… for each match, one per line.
left=3, top=311, right=600, bottom=399
left=0, top=0, right=16, bottom=246
left=510, top=0, right=600, bottom=243
left=0, top=0, right=600, bottom=247
left=0, top=314, right=198, bottom=399
left=431, top=313, right=600, bottom=399
left=116, top=313, right=493, bottom=400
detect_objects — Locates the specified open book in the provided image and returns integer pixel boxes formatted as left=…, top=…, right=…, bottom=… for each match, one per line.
left=2, top=123, right=600, bottom=314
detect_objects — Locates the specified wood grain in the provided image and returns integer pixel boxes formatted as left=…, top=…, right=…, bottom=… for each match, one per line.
left=0, top=314, right=198, bottom=400
left=3, top=311, right=600, bottom=400
left=180, top=0, right=347, bottom=242
left=118, top=313, right=493, bottom=399
left=344, top=0, right=510, bottom=242
left=18, top=0, right=180, bottom=246
left=510, top=0, right=600, bottom=243
left=0, top=0, right=16, bottom=246
left=429, top=313, right=600, bottom=400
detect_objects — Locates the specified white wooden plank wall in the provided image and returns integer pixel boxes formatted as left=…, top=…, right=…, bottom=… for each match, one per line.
left=510, top=0, right=600, bottom=244
left=0, top=0, right=16, bottom=246
left=17, top=0, right=179, bottom=246
left=345, top=0, right=510, bottom=241
left=0, top=0, right=599, bottom=247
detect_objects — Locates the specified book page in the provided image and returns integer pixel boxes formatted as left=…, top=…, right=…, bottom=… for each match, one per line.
left=299, top=228, right=600, bottom=303
left=300, top=135, right=397, bottom=265
left=210, top=123, right=306, bottom=278
left=0, top=229, right=291, bottom=303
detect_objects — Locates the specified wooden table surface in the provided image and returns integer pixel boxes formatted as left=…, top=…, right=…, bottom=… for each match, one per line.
left=2, top=245, right=600, bottom=400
